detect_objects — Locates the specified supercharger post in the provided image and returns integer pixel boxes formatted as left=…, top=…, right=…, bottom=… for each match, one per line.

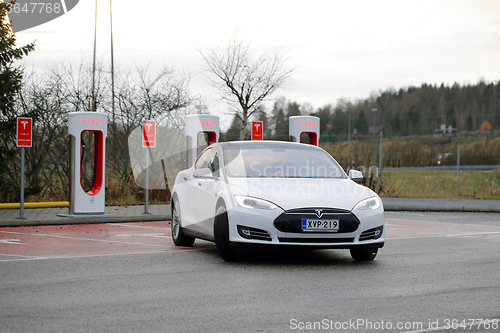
left=185, top=115, right=219, bottom=167
left=63, top=112, right=108, bottom=216
left=289, top=116, right=320, bottom=146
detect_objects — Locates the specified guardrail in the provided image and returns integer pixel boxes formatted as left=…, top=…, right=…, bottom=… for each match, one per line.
left=0, top=202, right=69, bottom=209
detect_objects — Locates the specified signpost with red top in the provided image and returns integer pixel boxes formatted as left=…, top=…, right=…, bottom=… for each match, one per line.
left=251, top=121, right=263, bottom=140
left=17, top=117, right=33, bottom=219
left=142, top=120, right=156, bottom=214
left=142, top=120, right=156, bottom=148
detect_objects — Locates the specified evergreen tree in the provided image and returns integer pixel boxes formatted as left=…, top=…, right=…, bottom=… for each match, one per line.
left=0, top=1, right=35, bottom=116
left=225, top=115, right=243, bottom=140
left=332, top=107, right=348, bottom=135
left=286, top=101, right=301, bottom=118
left=0, top=1, right=36, bottom=202
left=283, top=101, right=301, bottom=138
left=274, top=108, right=287, bottom=138
left=467, top=114, right=474, bottom=132
left=407, top=105, right=419, bottom=135
left=354, top=110, right=368, bottom=135
left=255, top=108, right=272, bottom=137
left=312, top=105, right=333, bottom=135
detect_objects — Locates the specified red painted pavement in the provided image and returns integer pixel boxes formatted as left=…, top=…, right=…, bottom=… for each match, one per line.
left=1, top=219, right=500, bottom=260
left=0, top=221, right=213, bottom=259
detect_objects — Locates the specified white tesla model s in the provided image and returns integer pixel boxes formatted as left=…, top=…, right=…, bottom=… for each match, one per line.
left=171, top=141, right=384, bottom=261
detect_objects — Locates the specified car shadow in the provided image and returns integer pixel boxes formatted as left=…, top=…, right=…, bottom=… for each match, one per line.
left=197, top=246, right=380, bottom=267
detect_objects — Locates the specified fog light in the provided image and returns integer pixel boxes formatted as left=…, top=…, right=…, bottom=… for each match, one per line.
left=373, top=226, right=383, bottom=239
left=237, top=225, right=252, bottom=239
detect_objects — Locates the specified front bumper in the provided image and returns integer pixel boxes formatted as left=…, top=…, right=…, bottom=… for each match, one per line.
left=227, top=204, right=385, bottom=249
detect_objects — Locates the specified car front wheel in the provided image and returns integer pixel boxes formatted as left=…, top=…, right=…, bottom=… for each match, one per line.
left=171, top=198, right=195, bottom=247
left=213, top=204, right=246, bottom=262
left=350, top=248, right=378, bottom=261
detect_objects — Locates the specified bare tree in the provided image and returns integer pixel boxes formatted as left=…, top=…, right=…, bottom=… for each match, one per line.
left=0, top=59, right=199, bottom=203
left=107, top=63, right=197, bottom=194
left=199, top=33, right=294, bottom=140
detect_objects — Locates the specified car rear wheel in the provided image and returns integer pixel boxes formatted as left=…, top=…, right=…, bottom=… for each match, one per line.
left=171, top=198, right=195, bottom=247
left=350, top=248, right=378, bottom=261
left=214, top=204, right=246, bottom=262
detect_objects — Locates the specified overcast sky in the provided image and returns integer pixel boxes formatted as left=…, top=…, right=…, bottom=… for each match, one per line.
left=12, top=0, right=500, bottom=129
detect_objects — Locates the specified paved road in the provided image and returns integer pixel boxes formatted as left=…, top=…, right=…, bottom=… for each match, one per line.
left=1, top=211, right=499, bottom=332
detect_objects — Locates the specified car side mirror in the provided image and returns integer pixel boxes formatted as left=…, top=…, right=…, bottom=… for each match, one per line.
left=349, top=169, right=364, bottom=181
left=193, top=168, right=214, bottom=179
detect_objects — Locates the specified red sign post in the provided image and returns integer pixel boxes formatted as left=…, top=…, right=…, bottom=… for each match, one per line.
left=17, top=117, right=32, bottom=147
left=142, top=120, right=156, bottom=214
left=251, top=121, right=263, bottom=140
left=142, top=120, right=156, bottom=148
left=17, top=117, right=32, bottom=219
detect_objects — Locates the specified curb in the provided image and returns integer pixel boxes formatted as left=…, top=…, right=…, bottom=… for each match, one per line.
left=382, top=198, right=500, bottom=213
left=0, top=214, right=171, bottom=228
left=383, top=205, right=500, bottom=213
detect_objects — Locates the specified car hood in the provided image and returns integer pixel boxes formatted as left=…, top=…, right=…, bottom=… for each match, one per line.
left=226, top=177, right=373, bottom=211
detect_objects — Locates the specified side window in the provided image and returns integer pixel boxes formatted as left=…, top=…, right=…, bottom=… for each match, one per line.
left=210, top=152, right=220, bottom=177
left=195, top=149, right=211, bottom=170
left=195, top=148, right=220, bottom=178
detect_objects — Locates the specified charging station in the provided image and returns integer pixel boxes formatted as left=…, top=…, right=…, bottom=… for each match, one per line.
left=185, top=114, right=219, bottom=167
left=289, top=116, right=320, bottom=146
left=66, top=112, right=108, bottom=215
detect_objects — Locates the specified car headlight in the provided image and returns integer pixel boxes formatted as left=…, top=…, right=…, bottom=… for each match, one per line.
left=354, top=196, right=381, bottom=210
left=234, top=195, right=278, bottom=210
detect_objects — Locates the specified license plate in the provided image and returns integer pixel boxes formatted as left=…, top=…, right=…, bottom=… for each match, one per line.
left=302, top=219, right=339, bottom=232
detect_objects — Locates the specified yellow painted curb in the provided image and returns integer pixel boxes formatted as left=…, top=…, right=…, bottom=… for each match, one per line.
left=0, top=202, right=69, bottom=209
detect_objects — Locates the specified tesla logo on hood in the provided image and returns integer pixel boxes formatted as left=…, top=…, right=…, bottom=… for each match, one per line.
left=315, top=209, right=323, bottom=218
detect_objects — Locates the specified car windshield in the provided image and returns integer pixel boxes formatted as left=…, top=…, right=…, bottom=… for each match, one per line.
left=222, top=146, right=346, bottom=179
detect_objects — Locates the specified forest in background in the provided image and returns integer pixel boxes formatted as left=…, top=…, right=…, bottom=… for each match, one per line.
left=225, top=81, right=500, bottom=140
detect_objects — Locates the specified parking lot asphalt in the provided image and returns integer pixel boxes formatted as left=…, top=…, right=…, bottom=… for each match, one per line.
left=0, top=197, right=498, bottom=227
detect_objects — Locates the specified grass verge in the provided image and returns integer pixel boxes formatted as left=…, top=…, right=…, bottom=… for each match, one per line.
left=380, top=169, right=500, bottom=199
